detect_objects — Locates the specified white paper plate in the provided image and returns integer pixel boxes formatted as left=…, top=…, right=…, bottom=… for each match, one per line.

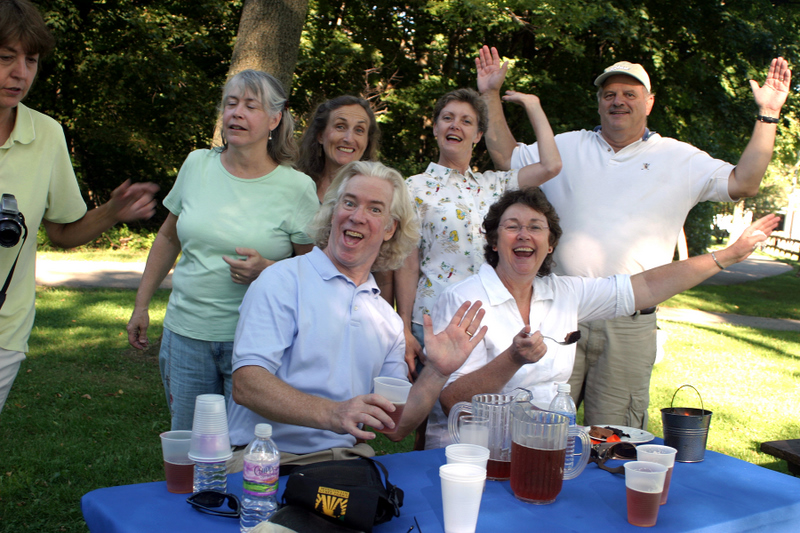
left=586, top=425, right=654, bottom=444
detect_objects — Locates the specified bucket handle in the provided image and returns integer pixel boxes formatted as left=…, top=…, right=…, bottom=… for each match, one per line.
left=670, top=384, right=704, bottom=411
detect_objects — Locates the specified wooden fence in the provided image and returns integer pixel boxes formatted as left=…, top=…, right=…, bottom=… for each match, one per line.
left=765, top=235, right=800, bottom=261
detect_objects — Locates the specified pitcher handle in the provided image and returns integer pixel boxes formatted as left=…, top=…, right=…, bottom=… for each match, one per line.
left=446, top=401, right=473, bottom=444
left=563, top=426, right=591, bottom=480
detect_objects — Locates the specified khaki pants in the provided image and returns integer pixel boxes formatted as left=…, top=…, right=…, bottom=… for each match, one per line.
left=227, top=442, right=375, bottom=474
left=0, top=348, right=25, bottom=413
left=568, top=312, right=657, bottom=429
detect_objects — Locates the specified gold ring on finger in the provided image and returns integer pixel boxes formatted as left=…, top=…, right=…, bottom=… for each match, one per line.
left=466, top=330, right=473, bottom=337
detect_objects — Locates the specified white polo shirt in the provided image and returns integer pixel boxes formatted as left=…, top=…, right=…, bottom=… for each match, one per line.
left=424, top=263, right=635, bottom=449
left=512, top=129, right=734, bottom=277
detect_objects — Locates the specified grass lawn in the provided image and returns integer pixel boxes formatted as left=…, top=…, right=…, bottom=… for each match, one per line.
left=0, top=254, right=798, bottom=531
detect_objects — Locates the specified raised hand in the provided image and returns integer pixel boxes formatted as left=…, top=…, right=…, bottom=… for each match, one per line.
left=750, top=57, right=792, bottom=116
left=727, top=214, right=781, bottom=262
left=476, top=45, right=509, bottom=94
left=502, top=90, right=542, bottom=110
left=109, top=180, right=159, bottom=222
left=423, top=300, right=486, bottom=377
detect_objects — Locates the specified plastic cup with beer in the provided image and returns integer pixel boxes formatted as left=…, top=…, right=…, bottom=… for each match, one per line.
left=373, top=376, right=412, bottom=434
left=636, top=444, right=677, bottom=504
left=624, top=461, right=668, bottom=527
left=159, top=430, right=194, bottom=493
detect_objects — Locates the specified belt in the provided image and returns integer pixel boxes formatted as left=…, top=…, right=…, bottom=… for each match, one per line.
left=632, top=306, right=657, bottom=317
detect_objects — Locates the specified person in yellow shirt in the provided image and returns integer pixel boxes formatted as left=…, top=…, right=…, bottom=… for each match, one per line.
left=0, top=0, right=159, bottom=412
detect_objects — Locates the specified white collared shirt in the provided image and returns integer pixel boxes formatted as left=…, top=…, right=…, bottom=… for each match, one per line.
left=424, top=263, right=634, bottom=449
left=511, top=130, right=734, bottom=277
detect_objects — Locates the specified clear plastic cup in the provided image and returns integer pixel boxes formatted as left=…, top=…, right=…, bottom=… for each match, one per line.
left=440, top=463, right=486, bottom=533
left=636, top=445, right=677, bottom=505
left=373, top=377, right=412, bottom=434
left=445, top=443, right=490, bottom=470
left=160, top=430, right=193, bottom=494
left=188, top=394, right=232, bottom=462
left=457, top=415, right=490, bottom=448
left=624, top=461, right=668, bottom=527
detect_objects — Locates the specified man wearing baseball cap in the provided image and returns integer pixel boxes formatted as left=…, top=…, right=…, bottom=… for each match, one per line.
left=477, top=45, right=791, bottom=429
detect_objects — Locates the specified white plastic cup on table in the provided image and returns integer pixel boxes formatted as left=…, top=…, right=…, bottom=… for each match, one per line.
left=189, top=394, right=233, bottom=493
left=636, top=445, right=677, bottom=505
left=457, top=415, right=490, bottom=448
left=440, top=463, right=486, bottom=533
left=373, top=376, right=412, bottom=434
left=159, top=430, right=194, bottom=494
left=624, top=461, right=668, bottom=527
left=445, top=443, right=490, bottom=470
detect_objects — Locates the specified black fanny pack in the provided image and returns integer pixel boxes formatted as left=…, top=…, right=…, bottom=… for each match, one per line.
left=281, top=457, right=404, bottom=532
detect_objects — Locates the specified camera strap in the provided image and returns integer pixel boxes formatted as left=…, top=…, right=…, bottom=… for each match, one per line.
left=0, top=217, right=27, bottom=311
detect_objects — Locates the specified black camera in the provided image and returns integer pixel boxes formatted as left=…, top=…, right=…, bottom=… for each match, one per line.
left=0, top=194, right=25, bottom=248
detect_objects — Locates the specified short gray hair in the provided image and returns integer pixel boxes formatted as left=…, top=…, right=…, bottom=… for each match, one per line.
left=218, top=69, right=298, bottom=164
left=311, top=161, right=420, bottom=272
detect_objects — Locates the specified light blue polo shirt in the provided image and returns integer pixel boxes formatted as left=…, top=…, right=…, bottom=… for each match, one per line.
left=227, top=247, right=407, bottom=453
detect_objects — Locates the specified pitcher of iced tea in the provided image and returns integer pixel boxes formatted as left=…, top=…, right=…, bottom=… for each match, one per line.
left=510, top=403, right=590, bottom=504
left=447, top=389, right=532, bottom=480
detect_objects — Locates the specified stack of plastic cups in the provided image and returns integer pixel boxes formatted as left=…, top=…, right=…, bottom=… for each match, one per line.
left=188, top=394, right=233, bottom=493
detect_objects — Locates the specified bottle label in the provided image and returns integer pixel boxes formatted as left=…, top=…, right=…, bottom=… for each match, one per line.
left=243, top=460, right=279, bottom=497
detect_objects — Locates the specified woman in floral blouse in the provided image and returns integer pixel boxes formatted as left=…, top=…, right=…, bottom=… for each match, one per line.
left=394, top=87, right=561, bottom=385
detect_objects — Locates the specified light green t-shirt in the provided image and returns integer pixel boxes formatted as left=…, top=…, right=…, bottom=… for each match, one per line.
left=0, top=103, right=87, bottom=352
left=162, top=149, right=318, bottom=341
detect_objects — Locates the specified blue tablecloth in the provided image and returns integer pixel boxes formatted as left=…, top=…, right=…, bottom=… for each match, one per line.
left=82, top=443, right=800, bottom=532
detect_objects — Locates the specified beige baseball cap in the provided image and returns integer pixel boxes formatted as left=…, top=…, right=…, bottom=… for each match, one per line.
left=594, top=61, right=651, bottom=92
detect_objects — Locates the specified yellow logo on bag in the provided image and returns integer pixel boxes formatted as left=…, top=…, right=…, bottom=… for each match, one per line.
left=315, top=486, right=350, bottom=520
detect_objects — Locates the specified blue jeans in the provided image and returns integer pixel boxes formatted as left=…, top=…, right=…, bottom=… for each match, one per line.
left=159, top=328, right=233, bottom=430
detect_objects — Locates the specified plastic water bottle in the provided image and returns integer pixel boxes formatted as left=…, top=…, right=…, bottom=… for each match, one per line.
left=193, top=460, right=228, bottom=493
left=240, top=423, right=280, bottom=532
left=549, top=383, right=577, bottom=469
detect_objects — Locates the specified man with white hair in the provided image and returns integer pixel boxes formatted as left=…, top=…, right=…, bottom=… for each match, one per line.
left=227, top=161, right=486, bottom=466
left=478, top=46, right=791, bottom=429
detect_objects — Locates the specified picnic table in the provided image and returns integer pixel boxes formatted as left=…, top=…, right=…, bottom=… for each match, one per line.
left=82, top=440, right=800, bottom=532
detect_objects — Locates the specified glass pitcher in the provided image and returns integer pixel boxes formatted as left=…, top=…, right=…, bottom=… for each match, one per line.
left=510, top=403, right=590, bottom=504
left=447, top=389, right=532, bottom=480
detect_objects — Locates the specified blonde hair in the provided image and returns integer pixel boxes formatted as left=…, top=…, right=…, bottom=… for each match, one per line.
left=311, top=161, right=420, bottom=272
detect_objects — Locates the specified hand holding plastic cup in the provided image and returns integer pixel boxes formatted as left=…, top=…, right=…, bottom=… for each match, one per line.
left=440, top=463, right=486, bottom=533
left=373, top=377, right=412, bottom=434
left=624, top=461, right=668, bottom=527
left=445, top=443, right=490, bottom=470
left=159, top=430, right=194, bottom=494
left=636, top=445, right=677, bottom=504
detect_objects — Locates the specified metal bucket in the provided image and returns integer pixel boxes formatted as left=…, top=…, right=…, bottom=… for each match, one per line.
left=660, top=384, right=712, bottom=462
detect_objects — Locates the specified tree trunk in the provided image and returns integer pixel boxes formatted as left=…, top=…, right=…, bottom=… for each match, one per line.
left=229, top=0, right=308, bottom=91
left=213, top=0, right=309, bottom=145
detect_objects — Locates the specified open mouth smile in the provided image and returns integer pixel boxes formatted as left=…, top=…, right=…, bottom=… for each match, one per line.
left=513, top=246, right=534, bottom=257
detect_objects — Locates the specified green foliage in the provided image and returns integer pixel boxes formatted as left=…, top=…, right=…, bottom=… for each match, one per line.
left=37, top=223, right=157, bottom=252
left=26, top=0, right=244, bottom=227
left=293, top=0, right=800, bottom=243
left=21, top=0, right=800, bottom=243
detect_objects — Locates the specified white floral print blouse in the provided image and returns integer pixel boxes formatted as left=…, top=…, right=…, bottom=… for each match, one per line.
left=405, top=162, right=519, bottom=326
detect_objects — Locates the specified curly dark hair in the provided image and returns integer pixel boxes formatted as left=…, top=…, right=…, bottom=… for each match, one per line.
left=483, top=187, right=562, bottom=276
left=297, top=96, right=380, bottom=184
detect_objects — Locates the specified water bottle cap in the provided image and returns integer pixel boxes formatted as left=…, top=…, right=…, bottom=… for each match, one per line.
left=557, top=383, right=571, bottom=394
left=254, top=423, right=273, bottom=438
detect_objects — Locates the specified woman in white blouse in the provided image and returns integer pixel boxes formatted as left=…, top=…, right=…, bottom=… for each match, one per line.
left=424, top=187, right=778, bottom=448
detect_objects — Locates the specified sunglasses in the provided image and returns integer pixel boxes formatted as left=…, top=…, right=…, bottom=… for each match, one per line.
left=186, top=491, right=241, bottom=518
left=588, top=441, right=637, bottom=474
